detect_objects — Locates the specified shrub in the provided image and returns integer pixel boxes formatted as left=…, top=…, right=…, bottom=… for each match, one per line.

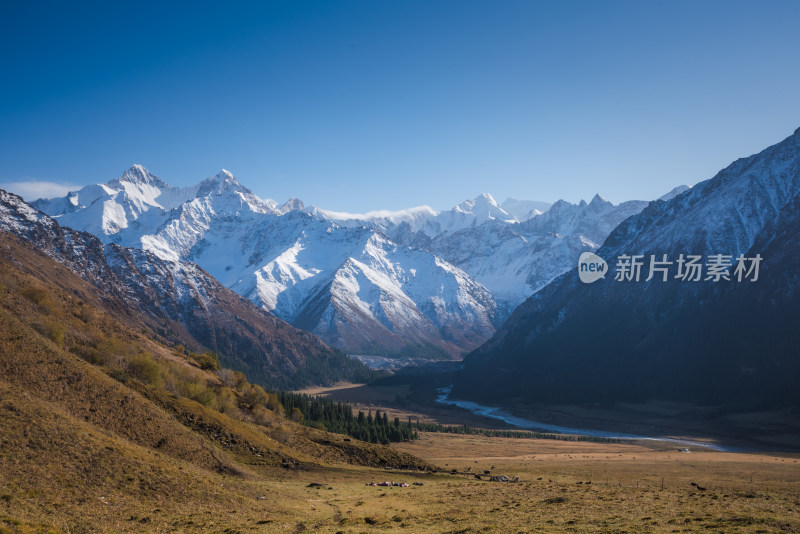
left=110, top=368, right=130, bottom=383
left=76, top=304, right=96, bottom=324
left=183, top=381, right=217, bottom=407
left=215, top=387, right=239, bottom=417
left=242, top=384, right=269, bottom=409
left=21, top=287, right=55, bottom=314
left=70, top=325, right=108, bottom=364
left=127, top=353, right=163, bottom=387
left=290, top=407, right=304, bottom=423
left=189, top=351, right=220, bottom=371
left=48, top=323, right=65, bottom=347
left=98, top=337, right=133, bottom=361
left=73, top=346, right=101, bottom=365
left=217, top=368, right=248, bottom=389
left=269, top=395, right=285, bottom=417
left=162, top=360, right=205, bottom=396
left=272, top=426, right=292, bottom=445
left=31, top=321, right=65, bottom=348
left=264, top=392, right=280, bottom=411
left=251, top=405, right=276, bottom=427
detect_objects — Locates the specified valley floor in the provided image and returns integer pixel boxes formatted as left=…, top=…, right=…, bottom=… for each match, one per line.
left=298, top=381, right=800, bottom=452
left=3, top=432, right=798, bottom=533
left=3, top=379, right=799, bottom=533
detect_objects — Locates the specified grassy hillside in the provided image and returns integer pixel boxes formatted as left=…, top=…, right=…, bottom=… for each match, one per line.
left=0, top=188, right=374, bottom=390
left=2, top=241, right=799, bottom=533
left=0, top=234, right=429, bottom=532
left=4, top=194, right=797, bottom=533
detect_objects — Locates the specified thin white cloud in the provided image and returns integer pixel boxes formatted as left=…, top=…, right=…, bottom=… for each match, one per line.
left=0, top=181, right=79, bottom=201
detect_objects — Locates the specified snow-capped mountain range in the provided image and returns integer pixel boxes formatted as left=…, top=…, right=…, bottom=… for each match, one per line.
left=32, top=164, right=668, bottom=357
left=0, top=188, right=369, bottom=388
left=455, top=126, right=800, bottom=408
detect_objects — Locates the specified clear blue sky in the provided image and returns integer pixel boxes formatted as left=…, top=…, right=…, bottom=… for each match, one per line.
left=1, top=0, right=799, bottom=211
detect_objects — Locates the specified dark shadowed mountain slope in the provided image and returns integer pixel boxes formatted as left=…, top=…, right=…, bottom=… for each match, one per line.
left=454, top=128, right=800, bottom=409
left=0, top=188, right=370, bottom=389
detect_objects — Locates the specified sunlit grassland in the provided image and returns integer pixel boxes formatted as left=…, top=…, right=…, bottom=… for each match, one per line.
left=6, top=426, right=797, bottom=533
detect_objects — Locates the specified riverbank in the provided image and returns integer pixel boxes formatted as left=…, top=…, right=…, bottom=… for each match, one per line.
left=435, top=386, right=734, bottom=451
left=299, top=381, right=800, bottom=453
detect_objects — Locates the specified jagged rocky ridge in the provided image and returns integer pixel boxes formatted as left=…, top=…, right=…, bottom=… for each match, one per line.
left=0, top=189, right=370, bottom=388
left=454, top=127, right=800, bottom=408
left=33, top=166, right=655, bottom=358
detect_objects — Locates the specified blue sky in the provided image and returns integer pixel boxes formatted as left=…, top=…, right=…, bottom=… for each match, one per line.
left=1, top=0, right=799, bottom=211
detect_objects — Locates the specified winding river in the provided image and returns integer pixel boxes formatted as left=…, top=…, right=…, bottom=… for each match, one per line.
left=435, top=386, right=734, bottom=452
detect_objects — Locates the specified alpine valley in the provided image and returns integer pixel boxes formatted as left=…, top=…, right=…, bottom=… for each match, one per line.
left=454, top=127, right=800, bottom=417
left=3, top=130, right=800, bottom=534
left=7, top=4, right=800, bottom=532
left=33, top=166, right=669, bottom=359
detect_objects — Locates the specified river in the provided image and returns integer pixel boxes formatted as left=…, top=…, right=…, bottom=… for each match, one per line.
left=435, top=386, right=734, bottom=452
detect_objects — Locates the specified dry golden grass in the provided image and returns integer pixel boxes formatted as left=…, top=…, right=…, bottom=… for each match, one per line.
left=2, top=238, right=799, bottom=533
left=0, top=238, right=426, bottom=533
left=289, top=384, right=800, bottom=533
left=384, top=433, right=800, bottom=533
left=4, top=421, right=799, bottom=533
left=3, top=328, right=800, bottom=534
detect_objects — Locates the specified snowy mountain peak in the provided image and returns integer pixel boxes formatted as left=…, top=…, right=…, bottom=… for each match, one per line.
left=658, top=185, right=691, bottom=202
left=114, top=164, right=167, bottom=188
left=477, top=192, right=499, bottom=205
left=195, top=169, right=256, bottom=199
left=451, top=193, right=516, bottom=225
left=217, top=169, right=237, bottom=182
left=457, top=127, right=800, bottom=410
left=456, top=193, right=500, bottom=213
left=602, top=126, right=800, bottom=260
left=25, top=164, right=662, bottom=359
left=589, top=193, right=610, bottom=206
left=279, top=197, right=305, bottom=214
left=546, top=199, right=571, bottom=211
left=201, top=169, right=241, bottom=188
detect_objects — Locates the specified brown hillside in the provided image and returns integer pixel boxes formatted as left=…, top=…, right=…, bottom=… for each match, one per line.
left=0, top=188, right=370, bottom=389
left=0, top=216, right=429, bottom=532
